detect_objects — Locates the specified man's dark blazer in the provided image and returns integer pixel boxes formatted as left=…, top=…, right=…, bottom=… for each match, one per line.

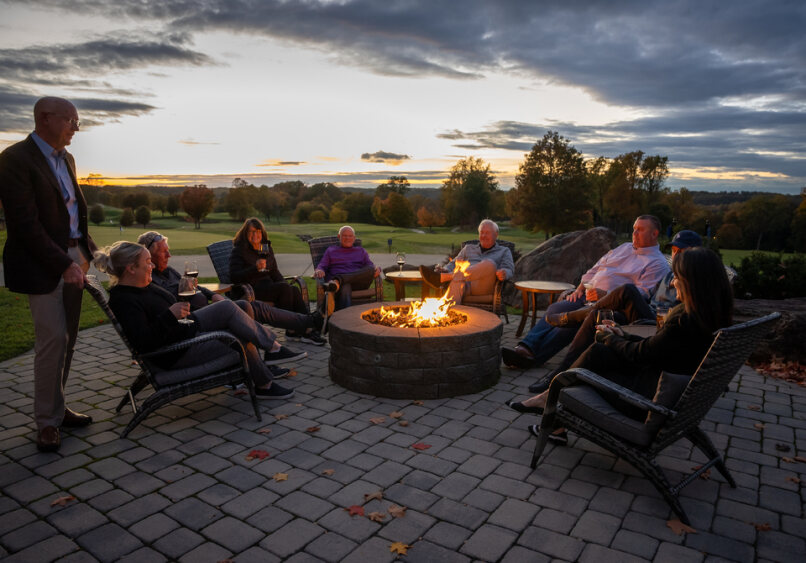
left=0, top=135, right=96, bottom=294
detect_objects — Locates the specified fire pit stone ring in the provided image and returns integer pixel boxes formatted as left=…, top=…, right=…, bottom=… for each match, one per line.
left=328, top=302, right=503, bottom=399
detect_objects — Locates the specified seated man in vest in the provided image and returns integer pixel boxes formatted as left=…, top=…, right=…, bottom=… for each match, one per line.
left=502, top=215, right=670, bottom=392
left=419, top=219, right=514, bottom=304
left=313, top=225, right=381, bottom=313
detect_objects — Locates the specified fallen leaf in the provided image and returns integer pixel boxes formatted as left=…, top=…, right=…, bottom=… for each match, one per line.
left=781, top=457, right=795, bottom=463
left=412, top=400, right=424, bottom=406
left=286, top=369, right=298, bottom=378
left=233, top=388, right=248, bottom=396
left=346, top=505, right=365, bottom=517
left=322, top=469, right=335, bottom=476
left=747, top=405, right=761, bottom=411
left=275, top=414, right=288, bottom=420
left=257, top=428, right=272, bottom=434
left=245, top=449, right=270, bottom=461
left=51, top=495, right=76, bottom=507
left=398, top=420, right=409, bottom=427
left=390, top=411, right=404, bottom=419
left=369, top=417, right=386, bottom=425
left=785, top=476, right=801, bottom=484
left=411, top=442, right=431, bottom=451
left=691, top=465, right=711, bottom=480
left=794, top=456, right=806, bottom=463
left=306, top=426, right=320, bottom=433
left=364, top=491, right=383, bottom=502
left=388, top=504, right=407, bottom=518
left=666, top=519, right=697, bottom=535
left=753, top=422, right=765, bottom=430
left=775, top=443, right=791, bottom=452
left=753, top=522, right=772, bottom=531
left=368, top=511, right=386, bottom=522
left=295, top=403, right=303, bottom=407
left=272, top=472, right=288, bottom=482
left=389, top=542, right=410, bottom=555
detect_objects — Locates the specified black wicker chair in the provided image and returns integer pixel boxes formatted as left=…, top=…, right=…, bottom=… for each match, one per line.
left=307, top=235, right=383, bottom=314
left=206, top=240, right=309, bottom=308
left=530, top=312, right=780, bottom=525
left=85, top=276, right=262, bottom=438
left=455, top=239, right=515, bottom=323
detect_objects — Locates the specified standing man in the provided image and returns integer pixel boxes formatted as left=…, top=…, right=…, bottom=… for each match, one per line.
left=0, top=97, right=96, bottom=452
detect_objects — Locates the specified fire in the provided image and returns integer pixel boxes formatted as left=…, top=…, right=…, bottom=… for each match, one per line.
left=453, top=260, right=471, bottom=275
left=378, top=293, right=457, bottom=328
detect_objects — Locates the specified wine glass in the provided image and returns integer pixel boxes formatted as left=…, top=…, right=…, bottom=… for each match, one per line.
left=596, top=309, right=615, bottom=327
left=396, top=252, right=406, bottom=272
left=177, top=276, right=197, bottom=325
left=258, top=243, right=270, bottom=272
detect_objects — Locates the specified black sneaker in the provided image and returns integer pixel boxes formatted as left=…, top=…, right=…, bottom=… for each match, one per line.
left=300, top=331, right=326, bottom=346
left=255, top=383, right=294, bottom=400
left=268, top=365, right=290, bottom=378
left=311, top=311, right=325, bottom=333
left=264, top=346, right=307, bottom=365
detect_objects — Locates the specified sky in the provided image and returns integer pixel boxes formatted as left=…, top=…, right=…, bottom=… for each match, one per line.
left=0, top=0, right=804, bottom=194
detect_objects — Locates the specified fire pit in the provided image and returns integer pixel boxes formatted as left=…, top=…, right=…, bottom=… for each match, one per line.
left=328, top=301, right=503, bottom=399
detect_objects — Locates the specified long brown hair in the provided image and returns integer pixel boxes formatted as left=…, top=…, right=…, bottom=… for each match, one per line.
left=672, top=247, right=733, bottom=332
left=233, top=217, right=267, bottom=247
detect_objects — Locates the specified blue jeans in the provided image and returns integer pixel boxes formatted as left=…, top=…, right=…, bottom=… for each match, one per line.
left=519, top=298, right=588, bottom=366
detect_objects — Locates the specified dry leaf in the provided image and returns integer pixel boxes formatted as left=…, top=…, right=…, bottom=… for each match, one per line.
left=389, top=542, right=410, bottom=555
left=233, top=388, right=248, bottom=396
left=781, top=457, right=795, bottom=463
left=286, top=369, right=298, bottom=378
left=747, top=405, right=760, bottom=411
left=411, top=442, right=431, bottom=451
left=388, top=504, right=407, bottom=518
left=398, top=420, right=409, bottom=427
left=245, top=449, right=270, bottom=461
left=753, top=522, right=772, bottom=531
left=412, top=400, right=424, bottom=406
left=390, top=411, right=404, bottom=419
left=272, top=472, right=288, bottom=482
left=50, top=495, right=76, bottom=507
left=369, top=417, right=386, bottom=425
left=257, top=428, right=272, bottom=434
left=275, top=414, right=289, bottom=420
left=368, top=511, right=386, bottom=522
left=666, top=519, right=697, bottom=535
left=794, top=456, right=806, bottom=463
left=306, top=426, right=321, bottom=433
left=691, top=465, right=711, bottom=480
left=322, top=469, right=335, bottom=476
left=295, top=403, right=303, bottom=407
left=346, top=505, right=365, bottom=517
left=785, top=476, right=801, bottom=484
left=753, top=422, right=765, bottom=430
left=364, top=491, right=383, bottom=502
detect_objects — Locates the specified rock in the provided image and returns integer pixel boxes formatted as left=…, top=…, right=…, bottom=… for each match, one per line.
left=504, top=227, right=616, bottom=308
left=733, top=298, right=806, bottom=363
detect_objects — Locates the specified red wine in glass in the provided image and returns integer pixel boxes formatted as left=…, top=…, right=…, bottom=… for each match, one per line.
left=258, top=243, right=269, bottom=272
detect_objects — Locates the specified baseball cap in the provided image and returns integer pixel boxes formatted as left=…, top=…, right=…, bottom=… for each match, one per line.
left=668, top=229, right=702, bottom=249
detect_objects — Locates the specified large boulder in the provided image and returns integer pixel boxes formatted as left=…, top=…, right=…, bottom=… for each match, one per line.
left=733, top=298, right=806, bottom=364
left=504, top=227, right=616, bottom=308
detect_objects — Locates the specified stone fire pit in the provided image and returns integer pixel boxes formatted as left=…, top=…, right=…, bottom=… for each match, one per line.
left=328, top=302, right=503, bottom=399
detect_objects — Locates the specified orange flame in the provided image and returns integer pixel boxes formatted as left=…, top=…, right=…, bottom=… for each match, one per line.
left=453, top=260, right=471, bottom=275
left=379, top=294, right=456, bottom=328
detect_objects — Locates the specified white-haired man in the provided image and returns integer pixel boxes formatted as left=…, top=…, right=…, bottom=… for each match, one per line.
left=314, top=225, right=380, bottom=312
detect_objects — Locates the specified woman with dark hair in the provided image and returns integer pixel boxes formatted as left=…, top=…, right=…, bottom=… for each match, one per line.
left=230, top=217, right=321, bottom=344
left=94, top=241, right=306, bottom=400
left=506, top=247, right=733, bottom=443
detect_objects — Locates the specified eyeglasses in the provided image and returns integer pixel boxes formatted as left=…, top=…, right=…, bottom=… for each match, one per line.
left=140, top=233, right=164, bottom=250
left=46, top=113, right=80, bottom=129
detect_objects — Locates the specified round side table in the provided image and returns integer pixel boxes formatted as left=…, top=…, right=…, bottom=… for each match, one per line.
left=514, top=280, right=576, bottom=337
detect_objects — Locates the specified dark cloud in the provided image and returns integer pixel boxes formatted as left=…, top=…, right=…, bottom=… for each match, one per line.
left=360, top=151, right=411, bottom=165
left=258, top=160, right=307, bottom=166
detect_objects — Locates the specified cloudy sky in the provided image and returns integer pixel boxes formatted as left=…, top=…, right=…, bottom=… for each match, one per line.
left=1, top=0, right=804, bottom=193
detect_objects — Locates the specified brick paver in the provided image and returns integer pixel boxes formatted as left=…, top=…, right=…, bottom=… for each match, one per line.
left=0, top=319, right=804, bottom=561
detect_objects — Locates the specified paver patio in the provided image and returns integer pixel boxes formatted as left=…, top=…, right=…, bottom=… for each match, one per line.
left=0, top=316, right=804, bottom=562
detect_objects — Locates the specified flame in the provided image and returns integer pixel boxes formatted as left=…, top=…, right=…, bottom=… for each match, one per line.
left=453, top=260, right=471, bottom=275
left=379, top=293, right=456, bottom=328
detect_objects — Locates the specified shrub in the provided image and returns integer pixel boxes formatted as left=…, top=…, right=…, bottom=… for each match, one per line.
left=732, top=252, right=806, bottom=299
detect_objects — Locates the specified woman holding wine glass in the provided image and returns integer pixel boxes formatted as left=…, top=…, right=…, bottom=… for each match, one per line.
left=94, top=241, right=304, bottom=400
left=230, top=218, right=320, bottom=343
left=505, top=248, right=733, bottom=444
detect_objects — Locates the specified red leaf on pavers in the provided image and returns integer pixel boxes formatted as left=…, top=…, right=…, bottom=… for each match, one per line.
left=389, top=542, right=410, bottom=555
left=398, top=420, right=409, bottom=427
left=781, top=457, right=795, bottom=463
left=364, top=490, right=383, bottom=502
left=346, top=505, right=365, bottom=517
left=753, top=522, right=772, bottom=531
left=412, top=400, right=424, bottom=406
left=272, top=473, right=288, bottom=482
left=306, top=426, right=320, bottom=433
left=785, top=476, right=801, bottom=484
left=794, top=456, right=806, bottom=463
left=51, top=495, right=76, bottom=507
left=233, top=388, right=248, bottom=396
left=388, top=504, right=407, bottom=518
left=287, top=369, right=298, bottom=377
left=666, top=519, right=697, bottom=535
left=257, top=428, right=272, bottom=434
left=747, top=405, right=761, bottom=411
left=753, top=422, right=765, bottom=430
left=368, top=511, right=386, bottom=522
left=411, top=442, right=431, bottom=450
left=390, top=411, right=404, bottom=419
left=369, top=417, right=386, bottom=425
left=691, top=465, right=711, bottom=480
left=245, top=449, right=270, bottom=461
left=275, top=414, right=289, bottom=420
left=775, top=443, right=791, bottom=452
left=322, top=469, right=335, bottom=476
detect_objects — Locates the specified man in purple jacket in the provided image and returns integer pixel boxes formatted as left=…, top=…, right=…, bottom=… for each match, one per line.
left=314, top=225, right=380, bottom=312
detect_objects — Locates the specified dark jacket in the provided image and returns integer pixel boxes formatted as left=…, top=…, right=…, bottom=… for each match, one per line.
left=0, top=135, right=96, bottom=294
left=109, top=284, right=197, bottom=368
left=229, top=239, right=284, bottom=286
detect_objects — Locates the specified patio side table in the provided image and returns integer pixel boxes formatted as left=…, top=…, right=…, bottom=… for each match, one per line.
left=385, top=270, right=429, bottom=300
left=514, top=280, right=575, bottom=337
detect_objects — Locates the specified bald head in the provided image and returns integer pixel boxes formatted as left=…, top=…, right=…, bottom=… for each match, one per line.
left=34, top=96, right=79, bottom=151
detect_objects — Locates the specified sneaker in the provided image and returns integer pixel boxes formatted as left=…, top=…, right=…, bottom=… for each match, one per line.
left=268, top=365, right=290, bottom=378
left=300, top=331, right=326, bottom=346
left=255, top=383, right=295, bottom=400
left=264, top=346, right=307, bottom=365
left=311, top=311, right=325, bottom=333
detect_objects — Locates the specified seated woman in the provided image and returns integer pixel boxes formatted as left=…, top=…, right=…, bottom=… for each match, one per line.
left=506, top=247, right=733, bottom=444
left=94, top=241, right=306, bottom=400
left=230, top=217, right=323, bottom=344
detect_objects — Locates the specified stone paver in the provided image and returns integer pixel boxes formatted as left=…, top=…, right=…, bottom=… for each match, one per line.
left=1, top=319, right=804, bottom=561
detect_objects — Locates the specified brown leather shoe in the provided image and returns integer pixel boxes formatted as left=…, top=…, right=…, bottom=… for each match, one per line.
left=37, top=426, right=61, bottom=452
left=62, top=408, right=93, bottom=428
left=502, top=344, right=536, bottom=369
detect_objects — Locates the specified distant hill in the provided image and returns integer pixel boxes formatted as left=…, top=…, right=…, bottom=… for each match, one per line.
left=689, top=190, right=801, bottom=207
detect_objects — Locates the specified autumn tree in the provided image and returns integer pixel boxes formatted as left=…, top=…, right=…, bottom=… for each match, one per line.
left=339, top=193, right=374, bottom=224
left=254, top=186, right=286, bottom=224
left=416, top=201, right=446, bottom=232
left=375, top=176, right=410, bottom=200
left=135, top=205, right=151, bottom=228
left=89, top=203, right=105, bottom=225
left=738, top=194, right=797, bottom=250
left=510, top=131, right=591, bottom=236
left=180, top=185, right=215, bottom=229
left=225, top=186, right=258, bottom=222
left=441, top=157, right=498, bottom=227
left=371, top=191, right=415, bottom=227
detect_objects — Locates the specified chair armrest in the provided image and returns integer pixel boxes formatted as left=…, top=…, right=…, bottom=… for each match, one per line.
left=139, top=331, right=241, bottom=359
left=285, top=275, right=310, bottom=309
left=373, top=274, right=383, bottom=301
